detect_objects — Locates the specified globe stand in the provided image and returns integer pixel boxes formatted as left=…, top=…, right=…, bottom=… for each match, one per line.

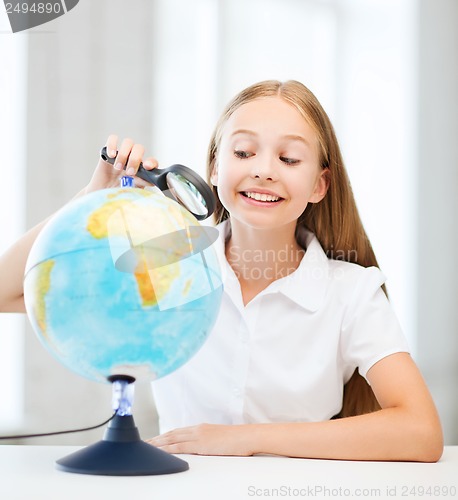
left=55, top=377, right=189, bottom=476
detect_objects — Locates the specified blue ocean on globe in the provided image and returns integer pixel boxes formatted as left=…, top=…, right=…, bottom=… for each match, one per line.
left=23, top=187, right=223, bottom=383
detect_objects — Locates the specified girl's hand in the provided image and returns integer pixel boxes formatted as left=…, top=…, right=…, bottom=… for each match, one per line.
left=84, top=134, right=159, bottom=194
left=146, top=424, right=256, bottom=456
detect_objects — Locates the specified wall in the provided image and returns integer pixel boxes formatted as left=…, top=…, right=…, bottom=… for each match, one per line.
left=0, top=18, right=26, bottom=432
left=417, top=0, right=458, bottom=444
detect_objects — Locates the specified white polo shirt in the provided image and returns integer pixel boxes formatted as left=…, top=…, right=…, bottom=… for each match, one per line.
left=151, top=220, right=409, bottom=432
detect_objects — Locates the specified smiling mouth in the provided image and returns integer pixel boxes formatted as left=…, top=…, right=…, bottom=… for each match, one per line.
left=241, top=191, right=283, bottom=203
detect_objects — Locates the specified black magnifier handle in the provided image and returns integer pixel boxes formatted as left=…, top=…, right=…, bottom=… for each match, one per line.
left=100, top=147, right=167, bottom=188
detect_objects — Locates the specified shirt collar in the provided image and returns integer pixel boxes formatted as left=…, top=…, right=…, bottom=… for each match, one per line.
left=274, top=225, right=330, bottom=312
left=214, top=220, right=329, bottom=312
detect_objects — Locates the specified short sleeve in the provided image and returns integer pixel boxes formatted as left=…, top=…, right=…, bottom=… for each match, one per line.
left=340, top=266, right=410, bottom=382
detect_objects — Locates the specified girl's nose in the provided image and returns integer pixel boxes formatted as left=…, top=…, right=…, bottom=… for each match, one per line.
left=250, top=157, right=278, bottom=181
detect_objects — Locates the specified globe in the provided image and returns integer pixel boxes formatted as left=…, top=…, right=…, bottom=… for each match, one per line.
left=23, top=187, right=223, bottom=384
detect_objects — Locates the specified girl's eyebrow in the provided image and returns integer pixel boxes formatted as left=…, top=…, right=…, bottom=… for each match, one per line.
left=283, top=134, right=311, bottom=147
left=231, top=129, right=311, bottom=148
left=231, top=129, right=257, bottom=137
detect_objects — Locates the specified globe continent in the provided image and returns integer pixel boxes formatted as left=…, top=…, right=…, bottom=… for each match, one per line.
left=24, top=187, right=223, bottom=383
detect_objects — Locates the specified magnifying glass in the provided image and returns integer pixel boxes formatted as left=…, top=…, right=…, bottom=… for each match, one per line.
left=100, top=147, right=215, bottom=221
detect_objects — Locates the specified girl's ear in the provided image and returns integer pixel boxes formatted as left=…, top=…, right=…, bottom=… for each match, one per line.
left=210, top=161, right=218, bottom=186
left=309, top=168, right=330, bottom=203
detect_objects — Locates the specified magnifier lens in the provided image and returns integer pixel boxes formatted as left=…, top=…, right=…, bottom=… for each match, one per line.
left=166, top=172, right=208, bottom=217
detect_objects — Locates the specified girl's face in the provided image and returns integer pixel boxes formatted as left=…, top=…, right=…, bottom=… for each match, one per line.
left=212, top=96, right=328, bottom=231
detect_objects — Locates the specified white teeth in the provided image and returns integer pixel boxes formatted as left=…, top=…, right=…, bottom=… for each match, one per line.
left=244, top=192, right=280, bottom=202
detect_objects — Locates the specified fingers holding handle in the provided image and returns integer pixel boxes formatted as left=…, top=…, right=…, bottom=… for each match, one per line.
left=100, top=143, right=159, bottom=188
left=99, top=138, right=215, bottom=219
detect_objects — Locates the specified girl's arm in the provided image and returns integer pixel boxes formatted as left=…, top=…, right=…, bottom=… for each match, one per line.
left=0, top=215, right=56, bottom=313
left=0, top=135, right=157, bottom=314
left=148, top=352, right=444, bottom=462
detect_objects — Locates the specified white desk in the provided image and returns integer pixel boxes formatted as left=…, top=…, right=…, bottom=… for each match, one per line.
left=1, top=445, right=457, bottom=500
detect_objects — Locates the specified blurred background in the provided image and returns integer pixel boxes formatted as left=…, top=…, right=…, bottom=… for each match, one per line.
left=0, top=0, right=457, bottom=446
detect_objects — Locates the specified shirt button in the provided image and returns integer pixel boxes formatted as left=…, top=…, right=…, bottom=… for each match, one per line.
left=233, top=387, right=241, bottom=396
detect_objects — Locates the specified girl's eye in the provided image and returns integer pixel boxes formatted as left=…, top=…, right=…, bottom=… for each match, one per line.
left=280, top=156, right=300, bottom=165
left=234, top=150, right=254, bottom=159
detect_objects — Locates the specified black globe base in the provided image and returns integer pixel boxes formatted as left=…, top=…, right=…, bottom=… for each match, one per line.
left=55, top=414, right=189, bottom=476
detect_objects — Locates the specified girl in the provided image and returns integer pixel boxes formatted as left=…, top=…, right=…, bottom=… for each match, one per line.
left=0, top=80, right=443, bottom=462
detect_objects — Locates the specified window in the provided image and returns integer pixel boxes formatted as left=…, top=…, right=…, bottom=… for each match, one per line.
left=151, top=0, right=416, bottom=347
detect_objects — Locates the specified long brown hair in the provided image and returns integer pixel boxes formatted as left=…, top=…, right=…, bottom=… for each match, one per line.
left=206, top=80, right=382, bottom=418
